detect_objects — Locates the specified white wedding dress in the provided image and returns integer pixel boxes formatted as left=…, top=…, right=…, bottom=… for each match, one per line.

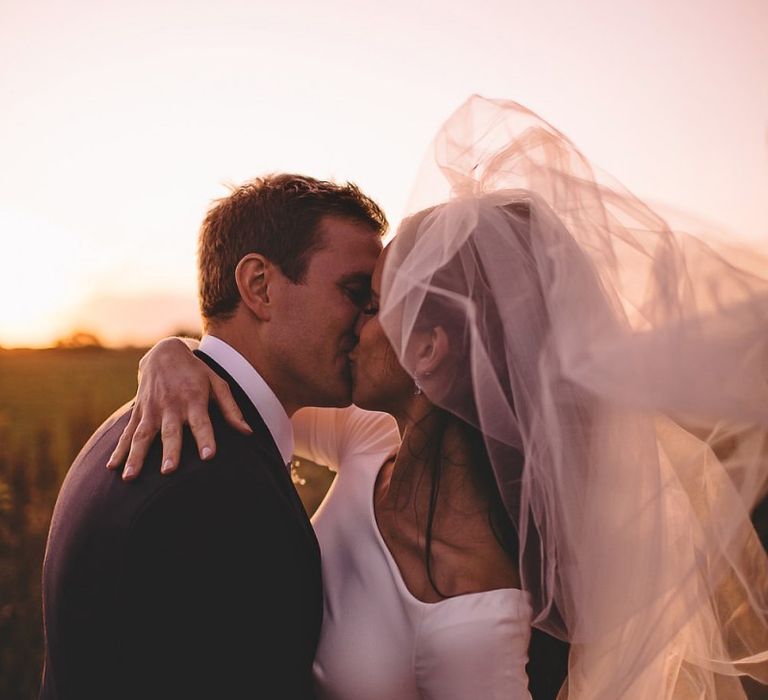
left=293, top=405, right=533, bottom=700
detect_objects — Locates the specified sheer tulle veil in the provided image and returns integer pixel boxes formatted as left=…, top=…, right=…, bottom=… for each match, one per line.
left=379, top=96, right=768, bottom=699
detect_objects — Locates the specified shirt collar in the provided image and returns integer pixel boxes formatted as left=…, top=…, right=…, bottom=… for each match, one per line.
left=198, top=334, right=294, bottom=465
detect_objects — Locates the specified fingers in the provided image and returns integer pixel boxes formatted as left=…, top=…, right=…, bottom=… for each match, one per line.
left=105, top=340, right=247, bottom=480
left=182, top=368, right=253, bottom=460
left=159, top=413, right=184, bottom=474
left=187, top=407, right=217, bottom=462
left=122, top=419, right=160, bottom=481
left=106, top=410, right=139, bottom=471
left=107, top=406, right=213, bottom=480
left=211, top=375, right=252, bottom=435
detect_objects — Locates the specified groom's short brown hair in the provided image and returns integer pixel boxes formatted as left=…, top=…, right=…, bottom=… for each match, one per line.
left=198, top=173, right=387, bottom=321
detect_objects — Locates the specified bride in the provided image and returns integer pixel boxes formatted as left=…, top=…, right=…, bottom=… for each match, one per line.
left=110, top=97, right=768, bottom=698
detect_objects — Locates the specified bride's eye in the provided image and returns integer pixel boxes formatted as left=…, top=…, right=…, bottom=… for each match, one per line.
left=362, top=304, right=379, bottom=316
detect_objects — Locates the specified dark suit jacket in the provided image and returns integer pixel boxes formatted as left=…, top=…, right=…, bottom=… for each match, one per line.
left=40, top=352, right=322, bottom=700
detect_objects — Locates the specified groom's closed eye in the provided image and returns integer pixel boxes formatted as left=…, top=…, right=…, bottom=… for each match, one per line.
left=338, top=275, right=372, bottom=309
left=344, top=286, right=371, bottom=308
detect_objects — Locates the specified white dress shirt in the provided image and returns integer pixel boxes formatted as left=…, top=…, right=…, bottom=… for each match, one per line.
left=198, top=334, right=294, bottom=465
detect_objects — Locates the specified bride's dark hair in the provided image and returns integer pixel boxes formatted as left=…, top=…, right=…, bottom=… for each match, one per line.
left=413, top=410, right=520, bottom=598
left=398, top=202, right=538, bottom=597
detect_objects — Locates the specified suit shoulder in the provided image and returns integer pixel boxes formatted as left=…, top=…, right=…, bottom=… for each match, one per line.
left=70, top=400, right=134, bottom=469
left=127, top=439, right=291, bottom=543
left=130, top=402, right=283, bottom=510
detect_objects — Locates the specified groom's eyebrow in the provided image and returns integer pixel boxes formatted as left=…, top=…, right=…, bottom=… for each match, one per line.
left=337, top=272, right=372, bottom=287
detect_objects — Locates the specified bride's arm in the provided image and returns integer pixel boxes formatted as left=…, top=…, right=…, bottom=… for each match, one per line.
left=106, top=337, right=251, bottom=480
left=109, top=337, right=399, bottom=480
left=292, top=405, right=398, bottom=470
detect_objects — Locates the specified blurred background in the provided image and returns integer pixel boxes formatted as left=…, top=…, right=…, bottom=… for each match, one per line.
left=1, top=0, right=766, bottom=696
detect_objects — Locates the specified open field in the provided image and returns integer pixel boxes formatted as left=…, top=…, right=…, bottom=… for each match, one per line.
left=0, top=347, right=333, bottom=699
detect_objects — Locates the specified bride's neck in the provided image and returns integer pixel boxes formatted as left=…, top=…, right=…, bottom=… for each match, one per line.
left=388, top=408, right=480, bottom=506
left=392, top=392, right=432, bottom=437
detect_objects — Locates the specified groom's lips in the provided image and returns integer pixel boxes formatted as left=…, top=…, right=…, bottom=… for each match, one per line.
left=340, top=337, right=358, bottom=361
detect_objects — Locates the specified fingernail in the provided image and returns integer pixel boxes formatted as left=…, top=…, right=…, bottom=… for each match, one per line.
left=123, top=465, right=135, bottom=480
left=106, top=457, right=115, bottom=469
left=201, top=447, right=213, bottom=459
left=161, top=459, right=173, bottom=474
left=242, top=421, right=253, bottom=433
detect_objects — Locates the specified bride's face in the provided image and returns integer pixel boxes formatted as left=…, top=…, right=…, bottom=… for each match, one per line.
left=348, top=250, right=415, bottom=413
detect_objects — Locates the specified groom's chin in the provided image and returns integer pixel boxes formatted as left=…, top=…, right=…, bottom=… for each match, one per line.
left=311, top=378, right=353, bottom=408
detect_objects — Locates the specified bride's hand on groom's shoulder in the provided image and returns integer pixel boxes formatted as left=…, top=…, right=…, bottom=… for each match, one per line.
left=106, top=336, right=251, bottom=481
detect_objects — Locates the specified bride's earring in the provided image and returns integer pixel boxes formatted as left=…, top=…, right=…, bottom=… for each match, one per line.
left=413, top=372, right=430, bottom=396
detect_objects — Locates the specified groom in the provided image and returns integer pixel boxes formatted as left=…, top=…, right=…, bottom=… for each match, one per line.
left=40, top=174, right=386, bottom=699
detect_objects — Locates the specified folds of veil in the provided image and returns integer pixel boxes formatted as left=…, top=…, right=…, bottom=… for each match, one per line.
left=379, top=95, right=768, bottom=699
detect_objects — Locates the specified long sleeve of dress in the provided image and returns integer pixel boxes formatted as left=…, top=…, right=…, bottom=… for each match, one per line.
left=292, top=405, right=399, bottom=471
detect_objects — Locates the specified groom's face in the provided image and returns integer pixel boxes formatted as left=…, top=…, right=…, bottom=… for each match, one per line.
left=266, top=215, right=382, bottom=410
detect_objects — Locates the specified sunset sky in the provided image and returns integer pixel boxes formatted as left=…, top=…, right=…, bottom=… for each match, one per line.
left=1, top=0, right=766, bottom=347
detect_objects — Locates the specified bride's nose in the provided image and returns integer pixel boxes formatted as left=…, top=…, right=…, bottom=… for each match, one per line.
left=353, top=311, right=369, bottom=336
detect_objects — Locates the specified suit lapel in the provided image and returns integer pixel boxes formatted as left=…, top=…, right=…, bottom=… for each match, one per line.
left=193, top=351, right=319, bottom=552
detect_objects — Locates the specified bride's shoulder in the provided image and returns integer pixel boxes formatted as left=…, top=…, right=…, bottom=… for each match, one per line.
left=292, top=405, right=399, bottom=469
left=337, top=406, right=399, bottom=454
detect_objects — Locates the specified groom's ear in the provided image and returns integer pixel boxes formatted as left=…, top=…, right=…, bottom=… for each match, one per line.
left=235, top=253, right=273, bottom=321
